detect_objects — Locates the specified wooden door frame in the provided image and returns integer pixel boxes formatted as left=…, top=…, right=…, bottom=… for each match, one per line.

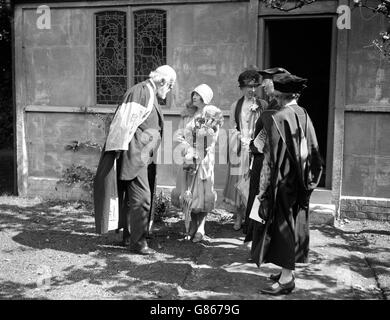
left=257, top=14, right=337, bottom=190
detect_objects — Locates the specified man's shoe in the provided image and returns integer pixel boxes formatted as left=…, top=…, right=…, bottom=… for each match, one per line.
left=122, top=237, right=131, bottom=247
left=121, top=241, right=130, bottom=247
left=260, top=278, right=295, bottom=296
left=130, top=246, right=156, bottom=255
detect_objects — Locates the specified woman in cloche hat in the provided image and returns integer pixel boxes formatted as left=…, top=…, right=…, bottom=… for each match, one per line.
left=171, top=84, right=223, bottom=243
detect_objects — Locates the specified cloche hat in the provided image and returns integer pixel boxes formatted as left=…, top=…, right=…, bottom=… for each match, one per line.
left=192, top=84, right=213, bottom=105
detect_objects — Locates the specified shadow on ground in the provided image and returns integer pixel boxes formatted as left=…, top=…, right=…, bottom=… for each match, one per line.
left=0, top=198, right=387, bottom=300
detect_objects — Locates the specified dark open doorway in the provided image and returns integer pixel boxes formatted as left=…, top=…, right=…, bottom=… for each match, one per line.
left=0, top=4, right=15, bottom=195
left=264, top=17, right=333, bottom=188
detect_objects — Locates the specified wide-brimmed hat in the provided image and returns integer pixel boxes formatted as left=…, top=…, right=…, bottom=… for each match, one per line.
left=258, top=67, right=290, bottom=79
left=192, top=84, right=213, bottom=104
left=272, top=73, right=308, bottom=94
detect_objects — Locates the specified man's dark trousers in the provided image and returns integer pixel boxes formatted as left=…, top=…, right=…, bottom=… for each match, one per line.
left=121, top=163, right=154, bottom=251
left=119, top=92, right=163, bottom=250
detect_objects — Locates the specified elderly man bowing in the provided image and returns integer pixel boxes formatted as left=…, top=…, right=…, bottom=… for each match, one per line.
left=94, top=65, right=177, bottom=255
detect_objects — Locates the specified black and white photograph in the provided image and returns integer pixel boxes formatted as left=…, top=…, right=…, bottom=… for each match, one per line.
left=0, top=0, right=389, bottom=306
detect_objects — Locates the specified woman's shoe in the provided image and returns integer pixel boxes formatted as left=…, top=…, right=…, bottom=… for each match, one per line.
left=260, top=278, right=295, bottom=296
left=269, top=272, right=295, bottom=282
left=269, top=272, right=282, bottom=282
left=192, top=232, right=204, bottom=243
left=233, top=218, right=242, bottom=231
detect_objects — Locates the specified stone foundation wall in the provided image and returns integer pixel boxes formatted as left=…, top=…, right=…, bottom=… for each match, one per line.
left=340, top=197, right=390, bottom=221
left=28, top=177, right=92, bottom=202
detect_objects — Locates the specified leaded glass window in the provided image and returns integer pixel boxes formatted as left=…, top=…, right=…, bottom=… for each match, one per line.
left=133, top=9, right=167, bottom=85
left=96, top=11, right=127, bottom=105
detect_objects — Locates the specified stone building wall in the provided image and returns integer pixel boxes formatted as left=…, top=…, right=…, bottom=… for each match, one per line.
left=340, top=197, right=390, bottom=221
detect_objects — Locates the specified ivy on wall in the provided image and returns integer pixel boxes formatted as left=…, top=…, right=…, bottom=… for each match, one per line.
left=59, top=112, right=113, bottom=195
left=57, top=164, right=95, bottom=193
left=65, top=140, right=103, bottom=152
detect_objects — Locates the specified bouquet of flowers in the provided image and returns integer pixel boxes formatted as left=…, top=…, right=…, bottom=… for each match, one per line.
left=194, top=105, right=224, bottom=136
left=183, top=105, right=224, bottom=162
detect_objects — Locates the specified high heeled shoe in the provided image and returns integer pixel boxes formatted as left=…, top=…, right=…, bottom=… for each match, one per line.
left=269, top=272, right=295, bottom=282
left=260, top=278, right=295, bottom=295
left=269, top=272, right=282, bottom=282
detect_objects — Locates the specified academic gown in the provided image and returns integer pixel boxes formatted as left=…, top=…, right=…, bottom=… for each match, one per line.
left=251, top=103, right=323, bottom=270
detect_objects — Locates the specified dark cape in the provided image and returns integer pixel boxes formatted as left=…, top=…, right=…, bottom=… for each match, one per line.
left=251, top=103, right=323, bottom=270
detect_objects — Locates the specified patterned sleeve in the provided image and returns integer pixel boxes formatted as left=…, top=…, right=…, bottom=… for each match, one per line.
left=258, top=140, right=271, bottom=200
left=253, top=129, right=267, bottom=153
left=258, top=155, right=271, bottom=200
left=105, top=83, right=152, bottom=151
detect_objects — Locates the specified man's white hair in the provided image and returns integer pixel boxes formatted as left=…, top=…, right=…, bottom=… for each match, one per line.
left=149, top=65, right=177, bottom=83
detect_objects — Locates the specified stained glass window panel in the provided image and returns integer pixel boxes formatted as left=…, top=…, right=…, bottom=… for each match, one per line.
left=133, top=9, right=167, bottom=85
left=96, top=11, right=127, bottom=105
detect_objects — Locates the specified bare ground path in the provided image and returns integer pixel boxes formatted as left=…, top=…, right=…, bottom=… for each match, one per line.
left=0, top=195, right=389, bottom=300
